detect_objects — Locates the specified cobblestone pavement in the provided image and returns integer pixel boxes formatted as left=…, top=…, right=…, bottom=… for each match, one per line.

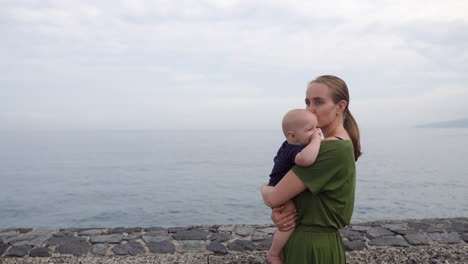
left=0, top=218, right=467, bottom=263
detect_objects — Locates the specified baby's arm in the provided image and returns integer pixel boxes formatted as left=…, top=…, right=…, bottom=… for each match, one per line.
left=294, top=129, right=321, bottom=167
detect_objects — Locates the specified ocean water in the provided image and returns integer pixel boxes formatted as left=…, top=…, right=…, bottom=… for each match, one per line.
left=0, top=128, right=467, bottom=228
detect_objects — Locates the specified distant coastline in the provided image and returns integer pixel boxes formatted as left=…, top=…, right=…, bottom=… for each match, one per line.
left=417, top=118, right=468, bottom=128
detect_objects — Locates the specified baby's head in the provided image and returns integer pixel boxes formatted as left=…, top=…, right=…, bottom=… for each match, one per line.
left=282, top=109, right=319, bottom=146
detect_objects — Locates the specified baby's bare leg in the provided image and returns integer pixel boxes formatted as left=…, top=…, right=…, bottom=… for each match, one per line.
left=266, top=200, right=296, bottom=264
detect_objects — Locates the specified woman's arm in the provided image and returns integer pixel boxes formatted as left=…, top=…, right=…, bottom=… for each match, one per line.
left=260, top=169, right=308, bottom=208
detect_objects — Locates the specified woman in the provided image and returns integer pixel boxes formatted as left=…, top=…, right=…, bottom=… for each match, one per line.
left=261, top=75, right=361, bottom=263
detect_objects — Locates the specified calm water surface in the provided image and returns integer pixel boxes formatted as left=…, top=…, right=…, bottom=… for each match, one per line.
left=0, top=128, right=467, bottom=228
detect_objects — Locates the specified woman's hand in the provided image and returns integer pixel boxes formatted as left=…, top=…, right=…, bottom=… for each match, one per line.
left=271, top=204, right=297, bottom=232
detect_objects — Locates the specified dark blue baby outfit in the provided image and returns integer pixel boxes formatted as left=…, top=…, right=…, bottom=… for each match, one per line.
left=268, top=140, right=304, bottom=186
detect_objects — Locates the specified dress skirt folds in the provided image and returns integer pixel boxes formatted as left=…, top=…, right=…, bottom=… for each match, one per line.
left=281, top=226, right=346, bottom=264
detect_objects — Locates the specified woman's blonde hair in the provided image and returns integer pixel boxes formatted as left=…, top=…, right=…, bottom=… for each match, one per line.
left=310, top=75, right=362, bottom=161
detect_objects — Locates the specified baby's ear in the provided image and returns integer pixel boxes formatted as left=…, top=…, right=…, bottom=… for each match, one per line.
left=287, top=131, right=295, bottom=141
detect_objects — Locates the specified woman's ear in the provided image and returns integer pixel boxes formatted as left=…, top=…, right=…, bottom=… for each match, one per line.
left=337, top=100, right=348, bottom=114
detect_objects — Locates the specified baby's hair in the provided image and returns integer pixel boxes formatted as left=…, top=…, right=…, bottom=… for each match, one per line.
left=282, top=109, right=310, bottom=138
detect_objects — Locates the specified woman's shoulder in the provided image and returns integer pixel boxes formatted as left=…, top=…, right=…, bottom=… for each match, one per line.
left=319, top=139, right=354, bottom=159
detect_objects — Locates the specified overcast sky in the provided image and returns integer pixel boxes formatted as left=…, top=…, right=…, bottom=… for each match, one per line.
left=1, top=0, right=467, bottom=130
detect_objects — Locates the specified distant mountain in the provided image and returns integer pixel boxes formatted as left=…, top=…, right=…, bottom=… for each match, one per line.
left=417, top=118, right=468, bottom=128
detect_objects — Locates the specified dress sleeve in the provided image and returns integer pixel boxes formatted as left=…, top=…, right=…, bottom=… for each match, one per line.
left=291, top=143, right=341, bottom=195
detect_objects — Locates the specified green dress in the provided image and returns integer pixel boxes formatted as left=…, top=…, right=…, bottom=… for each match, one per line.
left=281, top=140, right=356, bottom=264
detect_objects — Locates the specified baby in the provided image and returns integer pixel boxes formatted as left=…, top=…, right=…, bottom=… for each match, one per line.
left=266, top=109, right=322, bottom=264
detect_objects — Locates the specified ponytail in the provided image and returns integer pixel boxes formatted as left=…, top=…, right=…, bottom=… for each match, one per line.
left=344, top=109, right=361, bottom=161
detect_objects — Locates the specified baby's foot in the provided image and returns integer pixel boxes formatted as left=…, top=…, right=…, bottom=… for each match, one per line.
left=266, top=251, right=284, bottom=264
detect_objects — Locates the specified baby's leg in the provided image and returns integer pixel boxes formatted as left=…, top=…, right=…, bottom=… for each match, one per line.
left=266, top=200, right=296, bottom=264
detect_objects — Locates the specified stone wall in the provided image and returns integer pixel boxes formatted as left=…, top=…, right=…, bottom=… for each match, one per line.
left=1, top=217, right=467, bottom=263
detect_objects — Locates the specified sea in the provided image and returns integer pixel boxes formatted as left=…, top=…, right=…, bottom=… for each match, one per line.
left=0, top=128, right=467, bottom=229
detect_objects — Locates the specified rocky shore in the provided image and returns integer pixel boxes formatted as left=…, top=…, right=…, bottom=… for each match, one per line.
left=1, top=217, right=467, bottom=263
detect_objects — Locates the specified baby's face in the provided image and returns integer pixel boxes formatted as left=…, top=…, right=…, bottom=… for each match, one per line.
left=294, top=113, right=319, bottom=145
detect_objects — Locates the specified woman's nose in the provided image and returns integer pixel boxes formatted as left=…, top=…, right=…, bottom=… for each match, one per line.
left=307, top=106, right=316, bottom=114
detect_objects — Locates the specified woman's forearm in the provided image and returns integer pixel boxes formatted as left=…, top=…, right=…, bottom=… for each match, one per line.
left=261, top=170, right=308, bottom=208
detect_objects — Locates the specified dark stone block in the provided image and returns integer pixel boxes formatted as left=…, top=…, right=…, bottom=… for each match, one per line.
left=392, top=229, right=418, bottom=235
left=207, top=241, right=228, bottom=255
left=108, top=227, right=143, bottom=234
left=168, top=227, right=187, bottom=233
left=112, top=240, right=145, bottom=255
left=52, top=231, right=74, bottom=237
left=255, top=237, right=273, bottom=251
left=369, top=235, right=410, bottom=247
left=227, top=240, right=256, bottom=252
left=45, top=235, right=86, bottom=247
left=425, top=227, right=445, bottom=233
left=341, top=230, right=365, bottom=241
left=404, top=233, right=428, bottom=245
left=17, top=228, right=33, bottom=234
left=147, top=241, right=175, bottom=253
left=210, top=232, right=233, bottom=242
left=461, top=233, right=468, bottom=242
left=144, top=227, right=166, bottom=232
left=56, top=240, right=91, bottom=256
left=1, top=243, right=10, bottom=256
left=172, top=230, right=210, bottom=240
left=5, top=245, right=32, bottom=257
left=429, top=232, right=462, bottom=244
left=407, top=222, right=431, bottom=230
left=365, top=227, right=394, bottom=239
left=448, top=222, right=468, bottom=233
left=29, top=247, right=52, bottom=257
left=344, top=240, right=365, bottom=251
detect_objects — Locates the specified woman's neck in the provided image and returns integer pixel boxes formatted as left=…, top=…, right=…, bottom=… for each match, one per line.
left=322, top=119, right=346, bottom=138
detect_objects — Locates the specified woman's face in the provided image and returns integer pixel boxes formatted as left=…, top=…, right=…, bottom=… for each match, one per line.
left=305, top=82, right=340, bottom=128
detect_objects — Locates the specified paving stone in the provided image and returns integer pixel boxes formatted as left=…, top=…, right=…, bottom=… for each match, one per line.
left=257, top=227, right=276, bottom=234
left=227, top=239, right=256, bottom=251
left=366, top=227, right=395, bottom=239
left=177, top=240, right=206, bottom=253
left=52, top=231, right=74, bottom=237
left=79, top=229, right=105, bottom=236
left=29, top=247, right=52, bottom=257
left=145, top=230, right=169, bottom=237
left=252, top=230, right=270, bottom=242
left=404, top=233, right=428, bottom=245
left=349, top=225, right=372, bottom=232
left=234, top=226, right=254, bottom=237
left=112, top=240, right=146, bottom=255
left=461, top=233, right=468, bottom=242
left=56, top=240, right=92, bottom=256
left=341, top=230, right=365, bottom=241
left=142, top=235, right=170, bottom=244
left=382, top=224, right=407, bottom=232
left=108, top=227, right=143, bottom=234
left=344, top=240, right=366, bottom=251
left=408, top=222, right=432, bottom=230
left=210, top=232, right=233, bottom=242
left=17, top=228, right=33, bottom=234
left=45, top=235, right=86, bottom=247
left=448, top=222, right=468, bottom=233
left=207, top=241, right=228, bottom=255
left=5, top=245, right=32, bottom=257
left=429, top=232, right=462, bottom=244
left=369, top=235, right=410, bottom=247
left=0, top=231, right=18, bottom=239
left=426, top=227, right=445, bottom=233
left=128, top=232, right=144, bottom=240
left=392, top=229, right=419, bottom=235
left=12, top=235, right=50, bottom=247
left=90, top=234, right=123, bottom=244
left=172, top=230, right=210, bottom=240
left=144, top=227, right=166, bottom=232
left=255, top=236, right=273, bottom=251
left=0, top=243, right=10, bottom=256
left=168, top=227, right=187, bottom=233
left=91, top=243, right=109, bottom=256
left=218, top=226, right=235, bottom=233
left=147, top=241, right=175, bottom=253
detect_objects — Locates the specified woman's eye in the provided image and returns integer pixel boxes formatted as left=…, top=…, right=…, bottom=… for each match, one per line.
left=305, top=100, right=310, bottom=106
